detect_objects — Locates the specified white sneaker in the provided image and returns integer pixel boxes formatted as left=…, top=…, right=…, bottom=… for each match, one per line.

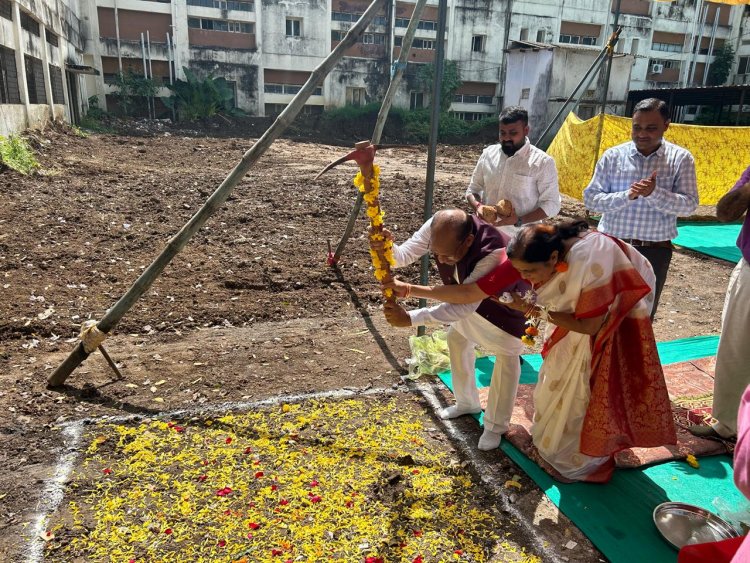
left=477, top=429, right=502, bottom=451
left=438, top=405, right=482, bottom=420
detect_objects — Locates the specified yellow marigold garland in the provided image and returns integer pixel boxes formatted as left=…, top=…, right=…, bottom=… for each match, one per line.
left=354, top=165, right=396, bottom=300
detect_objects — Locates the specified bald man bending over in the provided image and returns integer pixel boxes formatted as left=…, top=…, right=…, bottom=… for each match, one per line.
left=381, top=209, right=529, bottom=451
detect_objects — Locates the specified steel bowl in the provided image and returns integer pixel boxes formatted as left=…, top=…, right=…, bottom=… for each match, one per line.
left=653, top=501, right=741, bottom=549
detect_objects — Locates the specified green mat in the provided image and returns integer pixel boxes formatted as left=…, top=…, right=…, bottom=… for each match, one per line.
left=437, top=336, right=744, bottom=563
left=674, top=222, right=742, bottom=263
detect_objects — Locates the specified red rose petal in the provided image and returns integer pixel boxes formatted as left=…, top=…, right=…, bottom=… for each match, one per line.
left=271, top=484, right=278, bottom=491
left=345, top=500, right=354, bottom=508
left=197, top=474, right=207, bottom=482
left=279, top=499, right=289, bottom=506
left=365, top=558, right=384, bottom=563
left=310, top=480, right=319, bottom=487
left=413, top=530, right=423, bottom=537
left=309, top=495, right=322, bottom=503
left=412, top=469, right=420, bottom=475
left=271, top=548, right=283, bottom=556
left=413, top=556, right=423, bottom=563
left=255, top=471, right=264, bottom=479
left=244, top=447, right=253, bottom=454
left=225, top=437, right=232, bottom=444
left=216, top=487, right=233, bottom=497
left=217, top=539, right=226, bottom=547
left=102, top=468, right=112, bottom=475
left=164, top=528, right=173, bottom=535
left=174, top=426, right=185, bottom=433
left=249, top=522, right=260, bottom=530
left=454, top=549, right=463, bottom=555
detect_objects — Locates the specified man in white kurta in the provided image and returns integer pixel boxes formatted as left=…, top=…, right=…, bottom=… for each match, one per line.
left=466, top=106, right=561, bottom=237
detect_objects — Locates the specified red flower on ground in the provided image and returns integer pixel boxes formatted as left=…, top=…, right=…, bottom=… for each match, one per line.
left=255, top=471, right=264, bottom=479
left=197, top=474, right=207, bottom=482
left=249, top=522, right=261, bottom=530
left=412, top=470, right=420, bottom=475
left=164, top=528, right=173, bottom=535
left=102, top=468, right=112, bottom=475
left=413, top=556, right=423, bottom=563
left=309, top=494, right=322, bottom=503
left=244, top=447, right=253, bottom=454
left=271, top=548, right=283, bottom=556
left=217, top=539, right=226, bottom=547
left=248, top=501, right=256, bottom=508
left=216, top=487, right=233, bottom=497
left=174, top=426, right=185, bottom=433
left=225, top=437, right=233, bottom=444
left=310, top=480, right=319, bottom=487
left=279, top=499, right=289, bottom=506
left=454, top=549, right=463, bottom=555
left=365, top=558, right=384, bottom=563
left=271, top=484, right=278, bottom=491
left=413, top=530, right=423, bottom=537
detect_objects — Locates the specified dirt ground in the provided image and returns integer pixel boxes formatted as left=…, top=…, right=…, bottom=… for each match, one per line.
left=0, top=123, right=733, bottom=562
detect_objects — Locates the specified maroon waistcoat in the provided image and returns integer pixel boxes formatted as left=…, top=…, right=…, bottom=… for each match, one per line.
left=435, top=215, right=529, bottom=338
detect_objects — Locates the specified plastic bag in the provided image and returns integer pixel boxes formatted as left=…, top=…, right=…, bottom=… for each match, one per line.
left=713, top=496, right=750, bottom=534
left=405, top=330, right=451, bottom=380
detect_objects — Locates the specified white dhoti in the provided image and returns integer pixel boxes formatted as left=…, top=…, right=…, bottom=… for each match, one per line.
left=447, top=312, right=524, bottom=433
left=712, top=258, right=750, bottom=438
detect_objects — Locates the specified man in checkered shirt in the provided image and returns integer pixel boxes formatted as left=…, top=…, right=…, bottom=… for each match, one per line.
left=583, top=98, right=698, bottom=318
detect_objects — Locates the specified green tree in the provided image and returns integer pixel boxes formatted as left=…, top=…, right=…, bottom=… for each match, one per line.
left=111, top=70, right=158, bottom=116
left=164, top=68, right=242, bottom=121
left=417, top=60, right=463, bottom=112
left=707, top=43, right=735, bottom=86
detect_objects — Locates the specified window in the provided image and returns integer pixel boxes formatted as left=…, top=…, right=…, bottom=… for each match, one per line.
left=346, top=87, right=366, bottom=106
left=46, top=29, right=59, bottom=47
left=187, top=0, right=255, bottom=10
left=395, top=17, right=437, bottom=31
left=631, top=38, right=639, bottom=55
left=332, top=30, right=384, bottom=44
left=49, top=64, right=64, bottom=104
left=331, top=12, right=385, bottom=25
left=453, top=94, right=493, bottom=104
left=395, top=37, right=435, bottom=49
left=451, top=111, right=488, bottom=121
left=685, top=106, right=698, bottom=114
left=520, top=88, right=530, bottom=100
left=520, top=28, right=529, bottom=41
left=264, top=83, right=322, bottom=95
left=0, top=0, right=11, bottom=21
left=536, top=29, right=546, bottom=43
left=471, top=35, right=485, bottom=53
left=188, top=18, right=254, bottom=33
left=286, top=18, right=301, bottom=37
left=578, top=105, right=595, bottom=120
left=20, top=11, right=40, bottom=36
left=24, top=55, right=46, bottom=104
left=559, top=34, right=597, bottom=46
left=739, top=56, right=750, bottom=75
left=410, top=91, right=424, bottom=109
left=0, top=46, right=21, bottom=103
left=652, top=41, right=682, bottom=53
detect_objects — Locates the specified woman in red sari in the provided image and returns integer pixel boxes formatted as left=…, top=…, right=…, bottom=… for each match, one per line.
left=386, top=220, right=676, bottom=482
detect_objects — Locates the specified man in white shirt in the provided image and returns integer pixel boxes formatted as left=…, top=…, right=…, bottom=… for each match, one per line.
left=382, top=209, right=529, bottom=451
left=466, top=106, right=561, bottom=236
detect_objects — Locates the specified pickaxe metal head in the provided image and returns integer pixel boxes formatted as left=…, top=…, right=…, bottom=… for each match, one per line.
left=313, top=141, right=410, bottom=180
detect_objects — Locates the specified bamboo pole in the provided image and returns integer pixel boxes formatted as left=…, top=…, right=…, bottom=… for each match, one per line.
left=331, top=0, right=429, bottom=264
left=48, top=0, right=390, bottom=388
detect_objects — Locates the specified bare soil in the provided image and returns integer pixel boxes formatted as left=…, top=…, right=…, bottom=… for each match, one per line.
left=0, top=123, right=732, bottom=561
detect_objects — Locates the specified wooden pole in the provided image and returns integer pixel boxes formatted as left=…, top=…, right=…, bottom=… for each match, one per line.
left=332, top=0, right=429, bottom=264
left=417, top=0, right=447, bottom=337
left=48, top=0, right=390, bottom=388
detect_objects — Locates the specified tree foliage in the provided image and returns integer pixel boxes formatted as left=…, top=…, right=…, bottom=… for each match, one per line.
left=111, top=70, right=158, bottom=116
left=164, top=68, right=242, bottom=121
left=417, top=60, right=463, bottom=112
left=707, top=43, right=735, bottom=86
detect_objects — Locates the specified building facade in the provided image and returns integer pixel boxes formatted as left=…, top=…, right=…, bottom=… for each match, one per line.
left=2, top=0, right=750, bottom=135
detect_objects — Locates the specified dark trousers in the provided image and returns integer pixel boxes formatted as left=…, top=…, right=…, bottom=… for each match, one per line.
left=634, top=245, right=673, bottom=320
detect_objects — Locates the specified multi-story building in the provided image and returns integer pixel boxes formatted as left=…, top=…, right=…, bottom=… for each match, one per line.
left=2, top=0, right=750, bottom=136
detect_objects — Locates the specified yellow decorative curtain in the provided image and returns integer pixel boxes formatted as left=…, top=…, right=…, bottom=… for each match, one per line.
left=546, top=113, right=750, bottom=205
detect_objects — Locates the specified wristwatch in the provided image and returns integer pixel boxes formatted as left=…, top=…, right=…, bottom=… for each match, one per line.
left=514, top=217, right=523, bottom=228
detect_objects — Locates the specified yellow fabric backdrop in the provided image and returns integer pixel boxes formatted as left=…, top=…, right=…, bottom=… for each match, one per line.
left=546, top=113, right=750, bottom=205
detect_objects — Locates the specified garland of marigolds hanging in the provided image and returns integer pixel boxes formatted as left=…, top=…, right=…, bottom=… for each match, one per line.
left=352, top=165, right=397, bottom=301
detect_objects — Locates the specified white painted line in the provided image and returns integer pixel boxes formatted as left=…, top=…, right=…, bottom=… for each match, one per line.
left=410, top=379, right=569, bottom=563
left=27, top=422, right=84, bottom=563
